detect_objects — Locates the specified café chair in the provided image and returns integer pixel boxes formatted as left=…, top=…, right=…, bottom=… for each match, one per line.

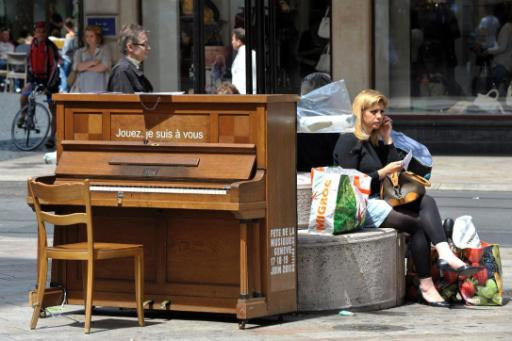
left=28, top=179, right=144, bottom=334
left=5, top=52, right=27, bottom=93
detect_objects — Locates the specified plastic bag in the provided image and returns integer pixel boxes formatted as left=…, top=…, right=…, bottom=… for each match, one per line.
left=391, top=130, right=433, bottom=179
left=452, top=215, right=481, bottom=249
left=308, top=167, right=371, bottom=235
left=297, top=79, right=353, bottom=133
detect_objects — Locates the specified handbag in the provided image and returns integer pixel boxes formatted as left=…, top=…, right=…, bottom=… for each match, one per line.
left=315, top=44, right=330, bottom=72
left=380, top=171, right=431, bottom=207
left=472, top=88, right=505, bottom=114
left=317, top=7, right=330, bottom=39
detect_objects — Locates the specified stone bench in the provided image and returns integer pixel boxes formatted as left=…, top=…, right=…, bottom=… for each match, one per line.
left=296, top=173, right=406, bottom=311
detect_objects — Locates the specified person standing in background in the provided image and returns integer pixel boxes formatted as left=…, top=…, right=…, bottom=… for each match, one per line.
left=107, top=24, right=153, bottom=93
left=59, top=18, right=78, bottom=92
left=230, top=28, right=256, bottom=94
left=71, top=25, right=111, bottom=93
left=0, top=27, right=15, bottom=88
left=48, top=3, right=64, bottom=37
left=485, top=12, right=512, bottom=97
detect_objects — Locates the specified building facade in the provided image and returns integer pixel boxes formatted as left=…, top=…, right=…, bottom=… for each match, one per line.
left=2, top=0, right=512, bottom=153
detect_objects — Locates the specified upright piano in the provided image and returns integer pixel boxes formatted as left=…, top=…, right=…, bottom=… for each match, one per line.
left=29, top=93, right=298, bottom=324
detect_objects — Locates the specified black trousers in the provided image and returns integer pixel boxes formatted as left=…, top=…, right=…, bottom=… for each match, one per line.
left=381, top=194, right=447, bottom=278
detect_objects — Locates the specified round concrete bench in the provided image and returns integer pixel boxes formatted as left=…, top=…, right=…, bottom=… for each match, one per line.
left=296, top=173, right=406, bottom=311
left=297, top=229, right=406, bottom=311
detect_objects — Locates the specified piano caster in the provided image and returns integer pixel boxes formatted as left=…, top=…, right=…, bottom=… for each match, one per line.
left=277, top=315, right=284, bottom=323
left=238, top=319, right=247, bottom=330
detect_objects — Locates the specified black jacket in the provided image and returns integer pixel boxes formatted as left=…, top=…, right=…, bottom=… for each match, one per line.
left=107, top=56, right=153, bottom=93
left=333, top=133, right=401, bottom=195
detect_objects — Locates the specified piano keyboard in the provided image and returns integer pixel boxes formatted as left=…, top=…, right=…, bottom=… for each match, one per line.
left=90, top=185, right=228, bottom=195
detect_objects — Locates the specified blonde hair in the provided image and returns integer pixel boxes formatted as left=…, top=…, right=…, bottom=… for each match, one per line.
left=352, top=89, right=389, bottom=146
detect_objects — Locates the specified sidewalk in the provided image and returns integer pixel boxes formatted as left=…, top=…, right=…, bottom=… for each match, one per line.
left=0, top=153, right=511, bottom=340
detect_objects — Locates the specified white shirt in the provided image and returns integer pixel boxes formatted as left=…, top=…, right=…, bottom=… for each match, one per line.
left=231, top=45, right=256, bottom=94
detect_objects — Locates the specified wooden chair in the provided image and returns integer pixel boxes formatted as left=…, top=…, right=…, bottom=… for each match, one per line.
left=28, top=179, right=144, bottom=334
left=5, top=52, right=27, bottom=93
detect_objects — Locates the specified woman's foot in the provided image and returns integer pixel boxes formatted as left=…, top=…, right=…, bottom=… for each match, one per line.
left=435, top=241, right=466, bottom=270
left=437, top=259, right=483, bottom=277
left=418, top=277, right=450, bottom=308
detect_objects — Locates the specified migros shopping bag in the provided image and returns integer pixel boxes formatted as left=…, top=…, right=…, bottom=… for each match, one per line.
left=308, top=167, right=371, bottom=235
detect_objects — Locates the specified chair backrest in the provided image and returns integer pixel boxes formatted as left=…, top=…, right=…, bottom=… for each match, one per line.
left=6, top=52, right=27, bottom=73
left=29, top=179, right=94, bottom=252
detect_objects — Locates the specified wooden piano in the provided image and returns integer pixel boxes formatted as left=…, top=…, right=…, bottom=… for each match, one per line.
left=29, top=93, right=298, bottom=325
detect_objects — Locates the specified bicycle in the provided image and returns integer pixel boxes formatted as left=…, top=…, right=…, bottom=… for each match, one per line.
left=11, top=84, right=52, bottom=151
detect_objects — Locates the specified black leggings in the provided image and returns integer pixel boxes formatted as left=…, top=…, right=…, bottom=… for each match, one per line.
left=380, top=194, right=446, bottom=278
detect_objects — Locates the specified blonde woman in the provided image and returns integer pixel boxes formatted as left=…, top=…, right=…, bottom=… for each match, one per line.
left=71, top=25, right=111, bottom=92
left=333, top=89, right=481, bottom=307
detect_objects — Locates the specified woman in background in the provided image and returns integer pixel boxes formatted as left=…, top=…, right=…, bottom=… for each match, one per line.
left=71, top=25, right=111, bottom=92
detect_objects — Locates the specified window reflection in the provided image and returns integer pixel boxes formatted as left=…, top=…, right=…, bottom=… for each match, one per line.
left=377, top=0, right=512, bottom=115
left=179, top=0, right=331, bottom=94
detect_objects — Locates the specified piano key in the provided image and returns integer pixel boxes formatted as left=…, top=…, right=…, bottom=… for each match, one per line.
left=90, top=185, right=228, bottom=195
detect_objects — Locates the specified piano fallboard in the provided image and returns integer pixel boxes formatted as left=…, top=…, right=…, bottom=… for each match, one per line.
left=56, top=141, right=257, bottom=182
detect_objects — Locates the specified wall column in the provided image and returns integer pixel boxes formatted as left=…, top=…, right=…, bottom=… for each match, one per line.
left=332, top=0, right=373, bottom=98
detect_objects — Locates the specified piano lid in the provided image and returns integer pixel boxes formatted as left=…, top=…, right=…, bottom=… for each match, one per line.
left=56, top=141, right=257, bottom=181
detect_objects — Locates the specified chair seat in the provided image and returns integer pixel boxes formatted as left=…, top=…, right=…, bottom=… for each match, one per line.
left=48, top=242, right=143, bottom=260
left=6, top=71, right=26, bottom=79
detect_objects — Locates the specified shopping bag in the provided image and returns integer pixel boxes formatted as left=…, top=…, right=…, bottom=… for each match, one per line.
left=459, top=242, right=504, bottom=305
left=308, top=167, right=371, bottom=235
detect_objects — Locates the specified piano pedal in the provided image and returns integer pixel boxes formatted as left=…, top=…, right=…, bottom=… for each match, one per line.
left=160, top=300, right=171, bottom=310
left=143, top=299, right=154, bottom=309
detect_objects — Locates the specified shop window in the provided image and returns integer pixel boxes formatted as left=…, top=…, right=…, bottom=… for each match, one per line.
left=179, top=0, right=330, bottom=94
left=375, top=0, right=512, bottom=115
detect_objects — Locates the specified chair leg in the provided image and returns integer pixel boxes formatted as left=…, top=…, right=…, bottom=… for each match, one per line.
left=84, top=260, right=94, bottom=334
left=134, top=251, right=144, bottom=327
left=81, top=261, right=87, bottom=308
left=30, top=257, right=48, bottom=329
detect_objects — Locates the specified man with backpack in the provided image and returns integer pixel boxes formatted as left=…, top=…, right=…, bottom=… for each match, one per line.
left=18, top=21, right=60, bottom=149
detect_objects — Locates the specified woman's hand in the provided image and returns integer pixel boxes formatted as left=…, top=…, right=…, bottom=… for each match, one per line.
left=378, top=115, right=393, bottom=144
left=378, top=160, right=402, bottom=179
left=86, top=60, right=100, bottom=69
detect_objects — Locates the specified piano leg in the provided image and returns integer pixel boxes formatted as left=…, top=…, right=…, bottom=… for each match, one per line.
left=239, top=221, right=250, bottom=299
left=237, top=220, right=267, bottom=320
left=252, top=220, right=261, bottom=297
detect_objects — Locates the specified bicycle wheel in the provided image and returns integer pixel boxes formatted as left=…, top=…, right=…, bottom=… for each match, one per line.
left=11, top=103, right=51, bottom=151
